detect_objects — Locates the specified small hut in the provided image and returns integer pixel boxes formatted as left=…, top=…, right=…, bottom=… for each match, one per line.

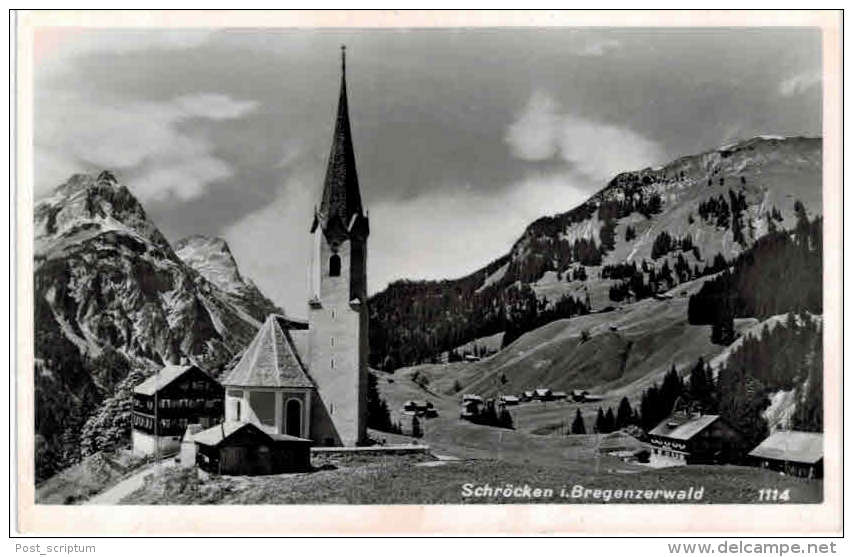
left=193, top=421, right=312, bottom=475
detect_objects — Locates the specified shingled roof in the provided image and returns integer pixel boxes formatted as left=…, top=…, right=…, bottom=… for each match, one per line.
left=748, top=431, right=823, bottom=464
left=193, top=421, right=311, bottom=447
left=134, top=365, right=194, bottom=396
left=222, top=315, right=315, bottom=389
left=312, top=46, right=366, bottom=238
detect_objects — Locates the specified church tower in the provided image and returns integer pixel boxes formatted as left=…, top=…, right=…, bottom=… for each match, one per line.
left=307, top=46, right=369, bottom=446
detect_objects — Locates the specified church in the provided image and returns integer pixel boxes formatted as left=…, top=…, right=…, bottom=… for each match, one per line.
left=221, top=47, right=369, bottom=447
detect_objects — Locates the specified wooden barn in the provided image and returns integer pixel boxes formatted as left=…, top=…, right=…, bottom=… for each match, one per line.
left=748, top=431, right=823, bottom=479
left=132, top=364, right=224, bottom=457
left=648, top=411, right=744, bottom=466
left=193, top=421, right=312, bottom=475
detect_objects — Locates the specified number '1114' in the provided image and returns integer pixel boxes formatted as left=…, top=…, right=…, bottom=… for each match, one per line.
left=757, top=488, right=790, bottom=502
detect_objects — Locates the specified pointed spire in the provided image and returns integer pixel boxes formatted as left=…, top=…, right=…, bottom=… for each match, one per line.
left=315, top=45, right=364, bottom=238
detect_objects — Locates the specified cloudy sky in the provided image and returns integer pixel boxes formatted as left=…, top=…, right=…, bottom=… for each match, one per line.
left=34, top=27, right=822, bottom=316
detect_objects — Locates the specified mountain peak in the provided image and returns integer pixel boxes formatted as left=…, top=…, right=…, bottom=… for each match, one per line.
left=175, top=233, right=284, bottom=323
left=174, top=235, right=243, bottom=292
left=35, top=171, right=170, bottom=257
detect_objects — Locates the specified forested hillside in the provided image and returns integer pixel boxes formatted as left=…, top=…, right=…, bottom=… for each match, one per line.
left=369, top=136, right=821, bottom=370
left=687, top=207, right=821, bottom=344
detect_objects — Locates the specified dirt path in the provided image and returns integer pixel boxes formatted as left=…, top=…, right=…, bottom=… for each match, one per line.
left=86, top=458, right=176, bottom=505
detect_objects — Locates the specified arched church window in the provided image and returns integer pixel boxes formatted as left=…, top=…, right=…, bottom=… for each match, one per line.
left=286, top=399, right=302, bottom=437
left=329, top=254, right=341, bottom=277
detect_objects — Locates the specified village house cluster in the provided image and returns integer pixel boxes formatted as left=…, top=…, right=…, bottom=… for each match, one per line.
left=458, top=389, right=823, bottom=478
left=459, top=388, right=602, bottom=421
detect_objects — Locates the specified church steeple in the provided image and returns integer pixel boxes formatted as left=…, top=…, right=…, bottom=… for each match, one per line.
left=313, top=45, right=366, bottom=239
left=306, top=46, right=370, bottom=447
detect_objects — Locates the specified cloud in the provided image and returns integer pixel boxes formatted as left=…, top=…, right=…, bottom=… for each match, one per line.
left=35, top=28, right=214, bottom=78
left=34, top=92, right=258, bottom=200
left=174, top=94, right=259, bottom=120
left=579, top=38, right=621, bottom=57
left=34, top=148, right=87, bottom=196
left=223, top=167, right=320, bottom=317
left=370, top=172, right=589, bottom=289
left=779, top=71, right=821, bottom=97
left=505, top=91, right=665, bottom=181
left=132, top=156, right=232, bottom=202
left=504, top=92, right=563, bottom=161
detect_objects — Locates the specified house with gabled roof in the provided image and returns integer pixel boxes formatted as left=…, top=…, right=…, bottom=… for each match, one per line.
left=748, top=431, right=823, bottom=478
left=132, top=364, right=224, bottom=456
left=648, top=408, right=744, bottom=466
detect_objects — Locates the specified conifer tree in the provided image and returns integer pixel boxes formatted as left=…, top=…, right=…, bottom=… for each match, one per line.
left=571, top=408, right=586, bottom=434
left=688, top=357, right=715, bottom=410
left=366, top=371, right=396, bottom=433
left=594, top=407, right=606, bottom=433
left=616, top=397, right=634, bottom=428
left=661, top=365, right=684, bottom=412
left=411, top=415, right=423, bottom=438
left=604, top=408, right=616, bottom=433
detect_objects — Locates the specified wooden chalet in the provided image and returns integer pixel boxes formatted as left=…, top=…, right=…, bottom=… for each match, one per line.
left=748, top=431, right=823, bottom=479
left=648, top=410, right=744, bottom=466
left=132, top=364, right=224, bottom=456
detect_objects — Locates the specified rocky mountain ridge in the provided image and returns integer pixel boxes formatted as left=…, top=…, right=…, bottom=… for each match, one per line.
left=34, top=171, right=279, bottom=480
